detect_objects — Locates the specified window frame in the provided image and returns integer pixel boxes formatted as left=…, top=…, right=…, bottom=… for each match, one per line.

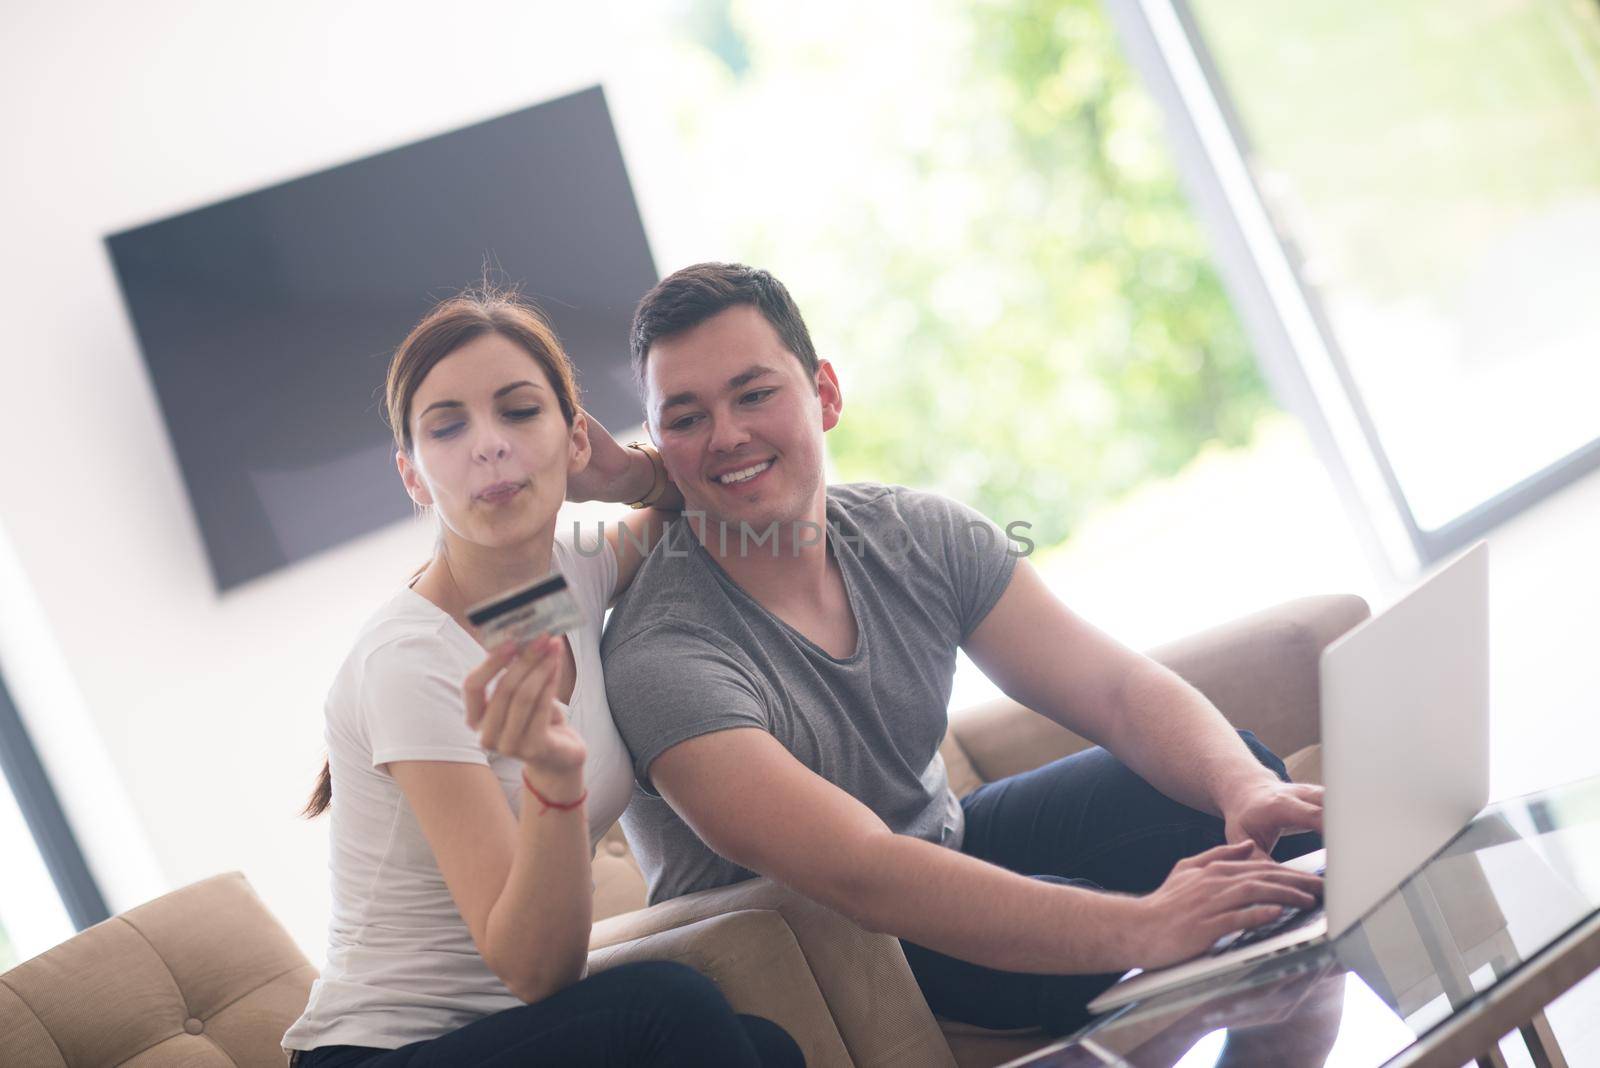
left=0, top=670, right=108, bottom=933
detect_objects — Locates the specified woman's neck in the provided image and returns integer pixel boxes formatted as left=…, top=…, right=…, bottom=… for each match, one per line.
left=415, top=526, right=557, bottom=621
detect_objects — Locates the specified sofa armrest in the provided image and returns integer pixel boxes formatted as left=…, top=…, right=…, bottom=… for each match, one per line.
left=0, top=872, right=317, bottom=1068
left=590, top=877, right=956, bottom=1068
left=948, top=594, right=1370, bottom=785
left=588, top=909, right=853, bottom=1066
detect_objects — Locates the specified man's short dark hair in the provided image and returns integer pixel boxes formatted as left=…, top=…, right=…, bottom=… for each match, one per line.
left=630, top=262, right=820, bottom=390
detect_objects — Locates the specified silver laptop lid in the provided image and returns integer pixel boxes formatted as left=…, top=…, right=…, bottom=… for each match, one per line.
left=1320, top=540, right=1490, bottom=935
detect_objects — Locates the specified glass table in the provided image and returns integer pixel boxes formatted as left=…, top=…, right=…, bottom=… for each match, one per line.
left=1004, top=774, right=1600, bottom=1067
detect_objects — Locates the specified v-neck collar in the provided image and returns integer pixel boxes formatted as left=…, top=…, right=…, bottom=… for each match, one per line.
left=400, top=583, right=485, bottom=651
left=690, top=501, right=868, bottom=666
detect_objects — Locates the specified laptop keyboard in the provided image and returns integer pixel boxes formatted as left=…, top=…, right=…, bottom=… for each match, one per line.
left=1209, top=863, right=1327, bottom=957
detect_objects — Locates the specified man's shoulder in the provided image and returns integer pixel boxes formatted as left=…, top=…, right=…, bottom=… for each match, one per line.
left=600, top=526, right=726, bottom=655
left=830, top=479, right=979, bottom=514
left=828, top=481, right=991, bottom=547
left=825, top=480, right=896, bottom=509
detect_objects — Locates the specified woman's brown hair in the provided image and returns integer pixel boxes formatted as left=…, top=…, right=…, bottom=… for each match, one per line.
left=301, top=287, right=580, bottom=819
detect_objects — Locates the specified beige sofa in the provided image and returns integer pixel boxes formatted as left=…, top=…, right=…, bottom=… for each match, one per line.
left=0, top=594, right=1367, bottom=1068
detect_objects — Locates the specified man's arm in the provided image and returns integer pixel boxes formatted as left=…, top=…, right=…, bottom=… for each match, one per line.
left=648, top=726, right=1319, bottom=973
left=962, top=559, right=1322, bottom=849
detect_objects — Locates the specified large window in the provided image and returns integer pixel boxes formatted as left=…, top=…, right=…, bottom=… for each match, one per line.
left=1110, top=0, right=1600, bottom=571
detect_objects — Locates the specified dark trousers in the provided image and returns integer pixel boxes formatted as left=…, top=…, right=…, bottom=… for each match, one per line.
left=901, top=730, right=1321, bottom=1038
left=291, top=960, right=803, bottom=1068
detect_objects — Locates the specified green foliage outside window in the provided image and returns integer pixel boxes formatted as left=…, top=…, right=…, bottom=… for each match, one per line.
left=667, top=0, right=1275, bottom=549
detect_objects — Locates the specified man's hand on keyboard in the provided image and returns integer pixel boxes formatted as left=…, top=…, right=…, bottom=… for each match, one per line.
left=1129, top=841, right=1325, bottom=969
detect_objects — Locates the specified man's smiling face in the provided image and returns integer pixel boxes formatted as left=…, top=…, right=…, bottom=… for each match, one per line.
left=645, top=304, right=842, bottom=536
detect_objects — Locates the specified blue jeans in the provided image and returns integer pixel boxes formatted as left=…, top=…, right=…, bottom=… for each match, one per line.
left=291, top=960, right=802, bottom=1067
left=901, top=730, right=1320, bottom=1037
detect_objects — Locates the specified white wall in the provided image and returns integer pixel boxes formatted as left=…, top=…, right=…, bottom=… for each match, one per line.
left=0, top=0, right=702, bottom=962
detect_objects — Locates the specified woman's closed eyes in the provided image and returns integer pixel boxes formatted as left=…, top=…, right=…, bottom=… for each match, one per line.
left=428, top=406, right=543, bottom=440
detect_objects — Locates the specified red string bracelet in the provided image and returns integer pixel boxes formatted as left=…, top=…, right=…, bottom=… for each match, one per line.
left=521, top=769, right=587, bottom=814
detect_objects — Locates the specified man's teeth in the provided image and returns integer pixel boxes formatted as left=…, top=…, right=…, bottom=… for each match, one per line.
left=717, top=460, right=773, bottom=485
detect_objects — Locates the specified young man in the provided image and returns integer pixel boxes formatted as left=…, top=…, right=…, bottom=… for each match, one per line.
left=601, top=262, right=1324, bottom=1034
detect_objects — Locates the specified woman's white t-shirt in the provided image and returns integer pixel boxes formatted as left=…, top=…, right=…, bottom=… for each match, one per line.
left=282, top=534, right=633, bottom=1054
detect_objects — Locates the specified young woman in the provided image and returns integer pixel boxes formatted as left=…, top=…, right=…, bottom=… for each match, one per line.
left=282, top=289, right=802, bottom=1067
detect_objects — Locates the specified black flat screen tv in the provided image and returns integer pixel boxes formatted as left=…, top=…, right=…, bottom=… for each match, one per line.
left=107, top=85, right=657, bottom=592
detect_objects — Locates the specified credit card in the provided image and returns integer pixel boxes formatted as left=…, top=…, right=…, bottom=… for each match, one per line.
left=465, top=571, right=583, bottom=648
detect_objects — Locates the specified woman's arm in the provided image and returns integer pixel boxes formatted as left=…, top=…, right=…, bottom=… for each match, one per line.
left=565, top=410, right=682, bottom=606
left=604, top=504, right=683, bottom=608
left=388, top=637, right=593, bottom=1003
left=389, top=760, right=590, bottom=1002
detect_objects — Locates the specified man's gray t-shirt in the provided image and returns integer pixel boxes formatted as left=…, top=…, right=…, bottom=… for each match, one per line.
left=601, top=482, right=1019, bottom=904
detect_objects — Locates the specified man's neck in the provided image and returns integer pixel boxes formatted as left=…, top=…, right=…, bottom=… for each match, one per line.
left=694, top=495, right=833, bottom=610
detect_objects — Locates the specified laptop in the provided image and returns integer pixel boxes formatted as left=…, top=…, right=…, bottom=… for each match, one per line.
left=1087, top=539, right=1490, bottom=1013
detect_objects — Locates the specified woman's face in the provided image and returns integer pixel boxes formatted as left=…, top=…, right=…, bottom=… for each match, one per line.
left=397, top=331, right=588, bottom=551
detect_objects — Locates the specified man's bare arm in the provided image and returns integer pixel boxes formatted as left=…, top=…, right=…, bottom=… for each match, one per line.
left=963, top=559, right=1321, bottom=844
left=648, top=727, right=1318, bottom=972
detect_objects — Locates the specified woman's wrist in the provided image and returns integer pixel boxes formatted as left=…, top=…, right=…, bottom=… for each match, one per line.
left=565, top=422, right=644, bottom=504
left=520, top=765, right=585, bottom=803
left=620, top=444, right=658, bottom=505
